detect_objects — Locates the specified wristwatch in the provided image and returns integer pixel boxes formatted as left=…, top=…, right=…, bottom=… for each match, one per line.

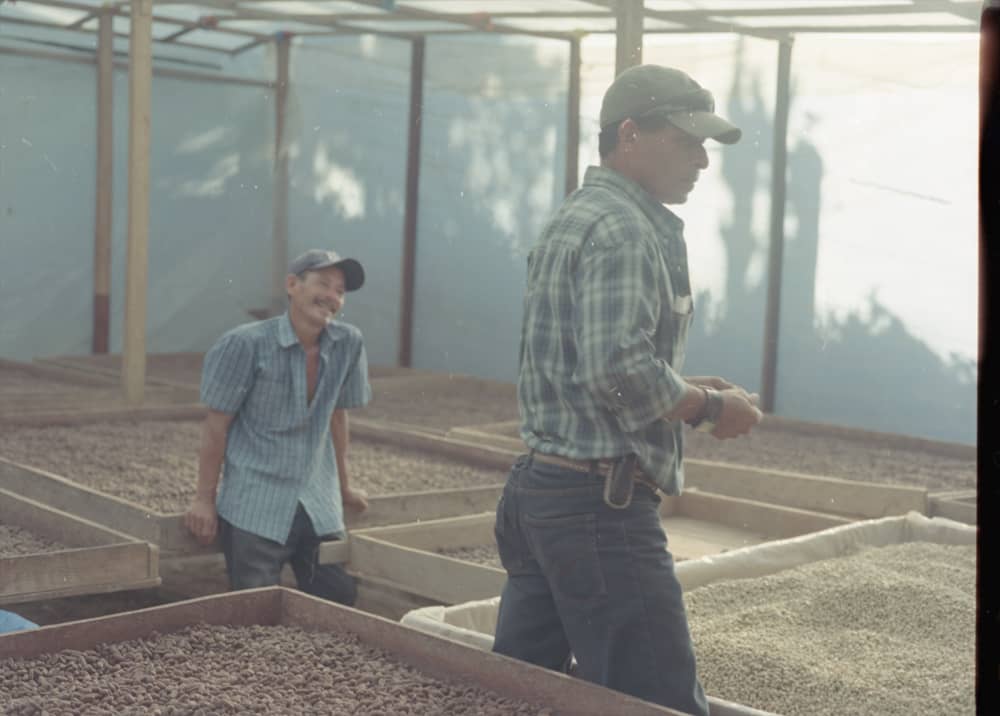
left=689, top=387, right=724, bottom=433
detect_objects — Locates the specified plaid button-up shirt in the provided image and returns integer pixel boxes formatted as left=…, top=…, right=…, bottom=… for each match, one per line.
left=201, top=313, right=371, bottom=544
left=519, top=165, right=695, bottom=494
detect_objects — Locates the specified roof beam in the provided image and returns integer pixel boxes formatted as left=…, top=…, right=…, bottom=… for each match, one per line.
left=344, top=0, right=575, bottom=40
left=579, top=0, right=785, bottom=40
left=908, top=0, right=981, bottom=22
left=642, top=24, right=975, bottom=34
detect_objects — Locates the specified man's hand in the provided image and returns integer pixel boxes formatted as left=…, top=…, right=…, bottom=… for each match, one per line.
left=184, top=496, right=219, bottom=546
left=686, top=376, right=736, bottom=391
left=342, top=486, right=369, bottom=513
left=711, top=388, right=763, bottom=439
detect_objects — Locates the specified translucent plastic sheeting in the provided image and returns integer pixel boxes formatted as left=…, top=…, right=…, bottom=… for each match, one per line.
left=105, top=66, right=276, bottom=355
left=773, top=34, right=978, bottom=444
left=0, top=56, right=100, bottom=360
left=410, top=33, right=569, bottom=381
left=286, top=36, right=412, bottom=368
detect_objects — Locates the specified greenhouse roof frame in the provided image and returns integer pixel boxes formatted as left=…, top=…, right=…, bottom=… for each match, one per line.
left=0, top=0, right=985, bottom=408
left=0, top=0, right=983, bottom=59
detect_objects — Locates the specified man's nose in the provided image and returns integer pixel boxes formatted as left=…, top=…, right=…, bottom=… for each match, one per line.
left=695, top=145, right=709, bottom=170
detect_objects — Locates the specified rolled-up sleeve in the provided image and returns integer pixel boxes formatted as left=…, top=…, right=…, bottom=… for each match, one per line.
left=200, top=331, right=255, bottom=415
left=336, top=340, right=371, bottom=410
left=574, top=215, right=686, bottom=433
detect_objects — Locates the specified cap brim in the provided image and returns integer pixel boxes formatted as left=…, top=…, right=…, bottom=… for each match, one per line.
left=311, top=257, right=365, bottom=291
left=667, top=110, right=742, bottom=145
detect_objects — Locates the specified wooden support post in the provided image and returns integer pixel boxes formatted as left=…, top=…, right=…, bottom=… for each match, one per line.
left=122, top=0, right=153, bottom=405
left=271, top=35, right=291, bottom=314
left=565, top=35, right=581, bottom=195
left=399, top=37, right=426, bottom=368
left=760, top=37, right=794, bottom=414
left=92, top=10, right=113, bottom=355
left=614, top=0, right=643, bottom=74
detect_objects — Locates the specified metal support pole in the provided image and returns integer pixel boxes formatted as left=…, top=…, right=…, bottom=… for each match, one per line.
left=122, top=0, right=153, bottom=405
left=271, top=35, right=291, bottom=314
left=398, top=37, right=425, bottom=368
left=760, top=37, right=794, bottom=414
left=565, top=35, right=581, bottom=195
left=614, top=0, right=643, bottom=74
left=92, top=10, right=113, bottom=354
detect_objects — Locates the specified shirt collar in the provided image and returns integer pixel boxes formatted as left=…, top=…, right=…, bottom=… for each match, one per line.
left=277, top=311, right=346, bottom=350
left=277, top=312, right=298, bottom=348
left=583, top=165, right=685, bottom=235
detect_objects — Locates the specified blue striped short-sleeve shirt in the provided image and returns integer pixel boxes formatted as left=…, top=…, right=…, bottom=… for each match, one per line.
left=200, top=312, right=371, bottom=544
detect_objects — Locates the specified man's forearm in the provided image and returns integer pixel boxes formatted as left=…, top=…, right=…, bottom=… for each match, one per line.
left=196, top=418, right=227, bottom=501
left=331, top=409, right=350, bottom=491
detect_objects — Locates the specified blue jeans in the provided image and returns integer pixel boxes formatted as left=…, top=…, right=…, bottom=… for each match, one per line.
left=492, top=455, right=708, bottom=716
left=219, top=503, right=357, bottom=606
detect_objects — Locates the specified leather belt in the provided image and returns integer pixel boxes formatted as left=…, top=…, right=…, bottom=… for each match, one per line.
left=529, top=450, right=660, bottom=493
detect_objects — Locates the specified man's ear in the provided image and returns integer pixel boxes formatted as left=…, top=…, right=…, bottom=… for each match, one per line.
left=618, top=118, right=639, bottom=150
left=285, top=273, right=299, bottom=294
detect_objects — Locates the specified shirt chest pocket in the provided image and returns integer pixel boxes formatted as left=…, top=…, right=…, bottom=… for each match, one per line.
left=245, top=373, right=300, bottom=430
left=668, top=294, right=694, bottom=373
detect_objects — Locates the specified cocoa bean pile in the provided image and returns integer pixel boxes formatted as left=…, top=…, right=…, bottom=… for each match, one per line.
left=359, top=375, right=518, bottom=431
left=0, top=523, right=68, bottom=557
left=435, top=545, right=502, bottom=569
left=0, top=624, right=553, bottom=715
left=685, top=541, right=975, bottom=716
left=0, top=422, right=506, bottom=514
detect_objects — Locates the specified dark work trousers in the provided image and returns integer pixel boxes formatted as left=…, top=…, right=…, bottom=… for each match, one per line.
left=219, top=503, right=357, bottom=607
left=492, top=454, right=709, bottom=716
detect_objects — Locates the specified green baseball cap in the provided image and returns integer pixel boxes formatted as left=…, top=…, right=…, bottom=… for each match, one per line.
left=599, top=64, right=741, bottom=145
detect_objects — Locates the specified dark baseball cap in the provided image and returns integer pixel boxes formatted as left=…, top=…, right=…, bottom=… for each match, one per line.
left=600, top=64, right=741, bottom=145
left=288, top=249, right=365, bottom=291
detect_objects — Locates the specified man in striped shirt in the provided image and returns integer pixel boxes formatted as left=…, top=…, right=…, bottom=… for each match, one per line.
left=184, top=249, right=371, bottom=606
left=492, top=65, right=763, bottom=715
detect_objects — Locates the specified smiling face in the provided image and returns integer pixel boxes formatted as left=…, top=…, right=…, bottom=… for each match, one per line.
left=286, top=265, right=347, bottom=334
left=611, top=119, right=710, bottom=205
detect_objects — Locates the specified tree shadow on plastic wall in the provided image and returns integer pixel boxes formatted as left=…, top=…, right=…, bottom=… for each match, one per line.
left=685, top=46, right=975, bottom=444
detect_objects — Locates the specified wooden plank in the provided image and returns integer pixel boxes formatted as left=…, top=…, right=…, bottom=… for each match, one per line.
left=447, top=426, right=525, bottom=453
left=0, top=458, right=162, bottom=544
left=34, top=353, right=204, bottom=390
left=684, top=458, right=928, bottom=519
left=398, top=36, right=426, bottom=368
left=0, top=404, right=206, bottom=428
left=345, top=485, right=504, bottom=530
left=679, top=490, right=852, bottom=540
left=0, top=489, right=160, bottom=606
left=0, top=543, right=160, bottom=607
left=928, top=495, right=976, bottom=525
left=122, top=0, right=153, bottom=405
left=315, top=539, right=352, bottom=565
left=351, top=419, right=519, bottom=471
left=565, top=35, right=581, bottom=195
left=271, top=34, right=291, bottom=313
left=0, top=489, right=145, bottom=548
left=93, top=8, right=114, bottom=354
left=614, top=0, right=643, bottom=72
left=351, top=512, right=496, bottom=552
left=662, top=516, right=766, bottom=561
left=0, top=358, right=117, bottom=387
left=759, top=414, right=976, bottom=459
left=349, top=535, right=505, bottom=605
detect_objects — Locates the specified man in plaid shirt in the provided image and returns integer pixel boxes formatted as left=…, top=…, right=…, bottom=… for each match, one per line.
left=492, top=65, right=763, bottom=715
